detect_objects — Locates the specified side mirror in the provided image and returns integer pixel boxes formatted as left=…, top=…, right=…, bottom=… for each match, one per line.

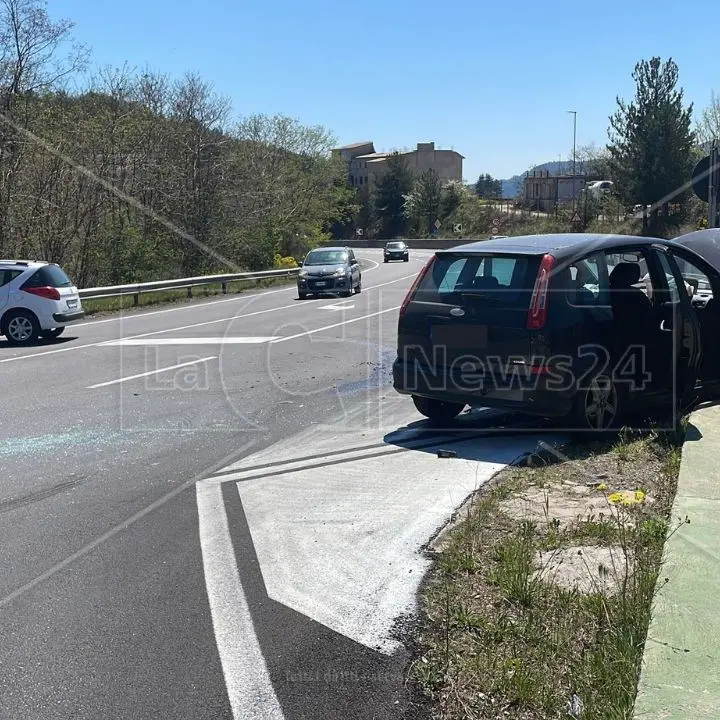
left=350, top=258, right=358, bottom=265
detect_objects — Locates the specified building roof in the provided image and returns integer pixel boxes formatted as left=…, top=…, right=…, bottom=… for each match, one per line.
left=335, top=141, right=375, bottom=150
left=355, top=152, right=390, bottom=160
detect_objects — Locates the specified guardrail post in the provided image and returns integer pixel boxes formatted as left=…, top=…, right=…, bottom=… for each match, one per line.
left=133, top=293, right=139, bottom=307
left=187, top=287, right=192, bottom=299
left=221, top=281, right=228, bottom=295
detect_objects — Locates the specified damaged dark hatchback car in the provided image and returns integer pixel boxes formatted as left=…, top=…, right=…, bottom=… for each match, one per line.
left=393, top=230, right=720, bottom=429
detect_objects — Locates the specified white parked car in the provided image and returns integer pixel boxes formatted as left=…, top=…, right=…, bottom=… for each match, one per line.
left=586, top=180, right=614, bottom=199
left=0, top=260, right=85, bottom=345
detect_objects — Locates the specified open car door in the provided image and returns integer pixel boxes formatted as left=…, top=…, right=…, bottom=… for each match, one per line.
left=654, top=244, right=704, bottom=418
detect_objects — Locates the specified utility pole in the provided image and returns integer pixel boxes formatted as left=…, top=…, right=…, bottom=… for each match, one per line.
left=567, top=110, right=577, bottom=212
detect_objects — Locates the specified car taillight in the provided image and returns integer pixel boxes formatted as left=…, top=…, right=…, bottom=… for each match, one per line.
left=23, top=286, right=61, bottom=301
left=399, top=255, right=435, bottom=318
left=526, top=254, right=556, bottom=330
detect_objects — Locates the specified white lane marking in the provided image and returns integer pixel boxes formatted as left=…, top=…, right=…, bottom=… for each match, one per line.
left=86, top=356, right=217, bottom=389
left=102, top=337, right=279, bottom=347
left=75, top=256, right=382, bottom=328
left=0, top=272, right=414, bottom=365
left=74, top=285, right=296, bottom=328
left=269, top=305, right=401, bottom=345
left=197, top=481, right=285, bottom=720
left=318, top=304, right=355, bottom=311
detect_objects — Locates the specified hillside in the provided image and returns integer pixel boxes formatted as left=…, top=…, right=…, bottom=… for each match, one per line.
left=501, top=161, right=566, bottom=199
left=501, top=157, right=612, bottom=198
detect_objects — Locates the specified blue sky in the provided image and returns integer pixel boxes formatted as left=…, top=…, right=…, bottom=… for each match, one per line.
left=53, top=0, right=717, bottom=181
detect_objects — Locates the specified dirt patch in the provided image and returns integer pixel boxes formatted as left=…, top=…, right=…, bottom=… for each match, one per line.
left=535, top=545, right=631, bottom=596
left=500, top=482, right=606, bottom=528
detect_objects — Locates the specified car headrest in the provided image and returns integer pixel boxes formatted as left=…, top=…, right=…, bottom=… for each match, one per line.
left=472, top=276, right=500, bottom=290
left=609, top=263, right=641, bottom=288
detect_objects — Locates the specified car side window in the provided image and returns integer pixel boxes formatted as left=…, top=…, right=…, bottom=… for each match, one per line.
left=605, top=250, right=654, bottom=302
left=438, top=258, right=467, bottom=293
left=668, top=253, right=712, bottom=302
left=0, top=269, right=21, bottom=287
left=566, top=253, right=605, bottom=306
left=21, top=269, right=44, bottom=288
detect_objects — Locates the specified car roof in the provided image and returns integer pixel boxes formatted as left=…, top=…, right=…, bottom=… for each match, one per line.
left=440, top=233, right=668, bottom=259
left=0, top=259, right=48, bottom=269
left=672, top=229, right=720, bottom=270
left=309, top=246, right=348, bottom=252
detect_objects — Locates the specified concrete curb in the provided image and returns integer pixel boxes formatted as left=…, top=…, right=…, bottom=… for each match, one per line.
left=633, top=402, right=720, bottom=718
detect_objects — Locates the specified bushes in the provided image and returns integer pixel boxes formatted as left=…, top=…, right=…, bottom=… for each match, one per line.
left=273, top=254, right=298, bottom=269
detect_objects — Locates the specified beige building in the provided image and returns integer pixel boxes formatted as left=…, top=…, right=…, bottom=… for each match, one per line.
left=332, top=141, right=463, bottom=189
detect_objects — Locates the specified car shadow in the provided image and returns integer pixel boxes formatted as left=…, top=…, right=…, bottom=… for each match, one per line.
left=382, top=407, right=565, bottom=465
left=0, top=335, right=77, bottom=349
left=295, top=294, right=352, bottom=302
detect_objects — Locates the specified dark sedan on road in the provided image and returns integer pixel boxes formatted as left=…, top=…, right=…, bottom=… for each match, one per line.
left=393, top=230, right=720, bottom=430
left=384, top=241, right=409, bottom=263
left=297, top=246, right=362, bottom=299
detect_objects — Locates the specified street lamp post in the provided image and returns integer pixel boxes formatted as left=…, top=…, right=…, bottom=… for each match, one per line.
left=567, top=110, right=577, bottom=212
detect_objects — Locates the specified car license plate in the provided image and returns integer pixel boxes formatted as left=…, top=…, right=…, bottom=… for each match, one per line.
left=431, top=324, right=487, bottom=348
left=315, top=281, right=326, bottom=287
left=67, top=299, right=78, bottom=309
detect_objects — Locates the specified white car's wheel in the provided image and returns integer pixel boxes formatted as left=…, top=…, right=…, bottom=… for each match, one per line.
left=3, top=310, right=40, bottom=346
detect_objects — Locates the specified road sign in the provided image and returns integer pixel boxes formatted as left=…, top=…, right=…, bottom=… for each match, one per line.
left=453, top=223, right=462, bottom=233
left=434, top=219, right=441, bottom=230
left=693, top=149, right=720, bottom=198
left=571, top=212, right=582, bottom=223
left=491, top=226, right=499, bottom=235
left=356, top=228, right=364, bottom=236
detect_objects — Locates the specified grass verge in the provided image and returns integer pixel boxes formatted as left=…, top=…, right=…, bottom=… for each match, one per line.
left=411, top=427, right=686, bottom=720
left=81, top=276, right=296, bottom=317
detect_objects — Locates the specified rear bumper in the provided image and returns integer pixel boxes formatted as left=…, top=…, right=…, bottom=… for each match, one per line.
left=392, top=357, right=574, bottom=418
left=52, top=310, right=85, bottom=324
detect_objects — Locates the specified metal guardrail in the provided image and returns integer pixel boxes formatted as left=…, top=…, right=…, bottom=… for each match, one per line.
left=78, top=267, right=300, bottom=305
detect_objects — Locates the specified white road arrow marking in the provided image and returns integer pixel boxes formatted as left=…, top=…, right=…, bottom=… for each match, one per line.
left=198, top=409, right=566, bottom=656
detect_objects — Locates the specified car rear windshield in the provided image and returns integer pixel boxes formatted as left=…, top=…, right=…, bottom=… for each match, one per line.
left=22, top=265, right=73, bottom=288
left=304, top=250, right=348, bottom=265
left=416, top=253, right=541, bottom=308
left=387, top=243, right=405, bottom=249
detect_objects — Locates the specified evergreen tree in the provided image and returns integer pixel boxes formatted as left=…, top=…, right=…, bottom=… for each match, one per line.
left=607, top=57, right=695, bottom=233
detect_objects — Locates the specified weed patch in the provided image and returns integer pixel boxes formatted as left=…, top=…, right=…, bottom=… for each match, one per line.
left=411, top=428, right=687, bottom=719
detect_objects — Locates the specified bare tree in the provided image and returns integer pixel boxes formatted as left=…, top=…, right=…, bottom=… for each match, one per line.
left=0, top=0, right=89, bottom=111
left=697, top=92, right=720, bottom=147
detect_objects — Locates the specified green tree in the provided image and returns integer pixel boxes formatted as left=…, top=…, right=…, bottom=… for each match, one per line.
left=374, top=152, right=413, bottom=238
left=441, top=180, right=463, bottom=219
left=404, top=168, right=442, bottom=235
left=607, top=57, right=695, bottom=234
left=474, top=173, right=502, bottom=199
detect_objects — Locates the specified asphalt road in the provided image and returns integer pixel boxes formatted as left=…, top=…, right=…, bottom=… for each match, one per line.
left=0, top=249, right=561, bottom=719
